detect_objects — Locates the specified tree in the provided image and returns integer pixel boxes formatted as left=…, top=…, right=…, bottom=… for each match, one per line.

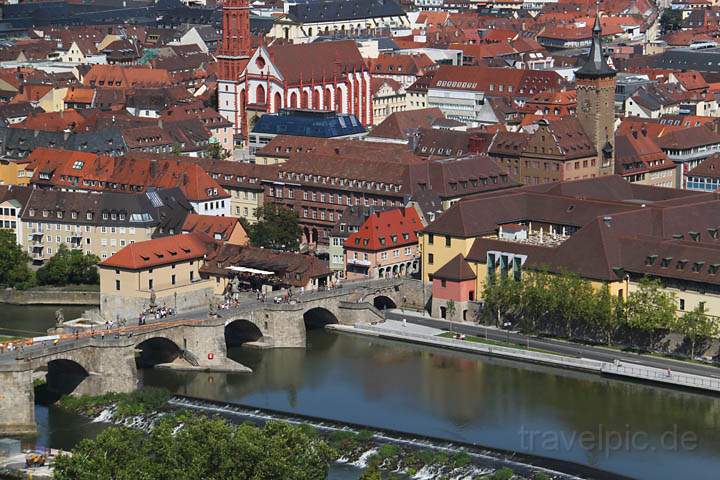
left=676, top=302, right=715, bottom=359
left=660, top=9, right=682, bottom=33
left=36, top=244, right=100, bottom=286
left=205, top=142, right=231, bottom=160
left=625, top=277, right=676, bottom=349
left=171, top=143, right=182, bottom=156
left=590, top=284, right=622, bottom=346
left=53, top=416, right=335, bottom=480
left=445, top=299, right=456, bottom=321
left=247, top=203, right=302, bottom=251
left=0, top=229, right=34, bottom=289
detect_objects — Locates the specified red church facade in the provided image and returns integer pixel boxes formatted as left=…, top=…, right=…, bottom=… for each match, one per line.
left=217, top=0, right=372, bottom=146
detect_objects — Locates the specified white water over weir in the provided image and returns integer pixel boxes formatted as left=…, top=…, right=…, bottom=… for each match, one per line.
left=166, top=395, right=595, bottom=480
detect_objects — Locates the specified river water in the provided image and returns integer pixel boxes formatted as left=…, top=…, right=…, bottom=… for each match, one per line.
left=3, top=307, right=720, bottom=480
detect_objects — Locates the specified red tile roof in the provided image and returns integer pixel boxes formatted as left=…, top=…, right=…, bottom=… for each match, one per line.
left=266, top=40, right=365, bottom=86
left=181, top=213, right=245, bottom=243
left=345, top=207, right=423, bottom=251
left=99, top=233, right=208, bottom=270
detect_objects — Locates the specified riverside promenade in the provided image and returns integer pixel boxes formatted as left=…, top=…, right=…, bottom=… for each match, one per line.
left=331, top=316, right=720, bottom=394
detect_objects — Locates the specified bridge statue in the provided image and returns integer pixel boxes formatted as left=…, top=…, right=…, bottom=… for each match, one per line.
left=54, top=308, right=65, bottom=326
left=149, top=289, right=157, bottom=312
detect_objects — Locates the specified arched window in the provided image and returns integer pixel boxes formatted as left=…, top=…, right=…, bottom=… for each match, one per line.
left=335, top=87, right=343, bottom=112
left=289, top=91, right=298, bottom=108
left=324, top=88, right=332, bottom=111
left=273, top=92, right=282, bottom=112
left=312, top=88, right=321, bottom=109
left=255, top=84, right=266, bottom=105
left=301, top=89, right=309, bottom=108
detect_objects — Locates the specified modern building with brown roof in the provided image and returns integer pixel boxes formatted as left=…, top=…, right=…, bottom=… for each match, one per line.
left=422, top=175, right=720, bottom=321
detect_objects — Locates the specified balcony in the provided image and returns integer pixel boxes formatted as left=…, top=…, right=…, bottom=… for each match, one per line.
left=347, top=257, right=371, bottom=267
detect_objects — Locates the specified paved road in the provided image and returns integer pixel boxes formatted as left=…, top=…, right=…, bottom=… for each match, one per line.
left=386, top=310, right=720, bottom=380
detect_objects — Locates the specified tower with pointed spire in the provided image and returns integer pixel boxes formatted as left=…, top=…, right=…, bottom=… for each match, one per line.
left=576, top=4, right=616, bottom=175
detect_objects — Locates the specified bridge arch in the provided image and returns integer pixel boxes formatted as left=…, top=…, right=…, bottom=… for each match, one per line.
left=225, top=319, right=263, bottom=347
left=135, top=336, right=181, bottom=368
left=373, top=295, right=397, bottom=311
left=303, top=307, right=339, bottom=330
left=36, top=358, right=90, bottom=404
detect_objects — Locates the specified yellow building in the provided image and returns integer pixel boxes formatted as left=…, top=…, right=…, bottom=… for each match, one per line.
left=421, top=176, right=720, bottom=319
left=0, top=159, right=31, bottom=186
left=98, top=233, right=213, bottom=321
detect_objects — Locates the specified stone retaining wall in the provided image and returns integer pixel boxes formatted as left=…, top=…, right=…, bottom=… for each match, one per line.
left=0, top=289, right=100, bottom=305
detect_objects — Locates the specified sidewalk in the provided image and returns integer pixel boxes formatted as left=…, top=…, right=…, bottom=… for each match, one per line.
left=338, top=312, right=720, bottom=394
left=386, top=309, right=720, bottom=379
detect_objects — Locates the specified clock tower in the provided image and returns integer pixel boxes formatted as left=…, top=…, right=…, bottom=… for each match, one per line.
left=576, top=6, right=616, bottom=175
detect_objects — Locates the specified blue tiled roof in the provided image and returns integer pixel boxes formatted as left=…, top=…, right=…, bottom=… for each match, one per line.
left=253, top=109, right=366, bottom=138
left=252, top=109, right=366, bottom=138
left=288, top=0, right=405, bottom=24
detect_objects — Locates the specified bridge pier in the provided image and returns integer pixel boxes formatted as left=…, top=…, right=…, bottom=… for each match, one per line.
left=0, top=368, right=36, bottom=435
left=74, top=344, right=138, bottom=396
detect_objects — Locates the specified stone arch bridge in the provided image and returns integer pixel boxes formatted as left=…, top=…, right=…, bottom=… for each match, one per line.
left=0, top=279, right=427, bottom=435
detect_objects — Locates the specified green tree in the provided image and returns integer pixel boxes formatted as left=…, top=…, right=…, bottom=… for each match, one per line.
left=247, top=203, right=302, bottom=251
left=591, top=284, right=622, bottom=346
left=171, top=143, right=182, bottom=155
left=205, top=142, right=231, bottom=160
left=0, top=229, right=34, bottom=289
left=625, top=277, right=676, bottom=349
left=36, top=244, right=100, bottom=286
left=360, top=462, right=382, bottom=480
left=53, top=416, right=335, bottom=480
left=445, top=299, right=456, bottom=321
left=660, top=9, right=682, bottom=32
left=676, top=302, right=715, bottom=358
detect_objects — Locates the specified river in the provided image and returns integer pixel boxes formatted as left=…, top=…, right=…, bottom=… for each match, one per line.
left=3, top=307, right=720, bottom=480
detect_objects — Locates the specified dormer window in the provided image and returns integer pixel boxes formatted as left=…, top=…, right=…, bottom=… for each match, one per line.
left=71, top=211, right=77, bottom=219
left=103, top=212, right=108, bottom=220
left=42, top=210, right=49, bottom=218
left=87, top=212, right=93, bottom=220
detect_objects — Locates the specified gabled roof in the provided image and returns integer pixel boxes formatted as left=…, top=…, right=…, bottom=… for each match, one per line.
left=345, top=207, right=422, bottom=251
left=100, top=233, right=208, bottom=270
left=181, top=213, right=245, bottom=243
left=267, top=40, right=365, bottom=86
left=433, top=254, right=476, bottom=281
left=370, top=108, right=445, bottom=140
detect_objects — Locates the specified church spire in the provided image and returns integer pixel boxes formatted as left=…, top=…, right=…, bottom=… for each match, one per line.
left=575, top=1, right=615, bottom=78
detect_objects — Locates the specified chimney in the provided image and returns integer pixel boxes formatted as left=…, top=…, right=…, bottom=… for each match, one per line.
left=603, top=216, right=612, bottom=227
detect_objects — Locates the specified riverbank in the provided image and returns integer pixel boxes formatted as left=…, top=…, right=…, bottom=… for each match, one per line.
left=331, top=319, right=720, bottom=394
left=0, top=288, right=99, bottom=306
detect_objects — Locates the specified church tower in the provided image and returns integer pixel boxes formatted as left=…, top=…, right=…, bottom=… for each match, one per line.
left=575, top=6, right=616, bottom=175
left=217, top=0, right=252, bottom=145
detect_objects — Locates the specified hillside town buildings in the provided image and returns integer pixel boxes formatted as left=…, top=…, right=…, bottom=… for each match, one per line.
left=1, top=0, right=720, bottom=328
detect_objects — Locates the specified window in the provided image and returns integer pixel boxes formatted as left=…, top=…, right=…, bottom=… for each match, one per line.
left=428, top=253, right=434, bottom=264
left=445, top=236, right=451, bottom=247
left=679, top=298, right=685, bottom=311
left=171, top=274, right=176, bottom=285
left=427, top=234, right=434, bottom=245
left=115, top=280, right=120, bottom=291
left=190, top=271, right=194, bottom=281
left=441, top=280, right=446, bottom=288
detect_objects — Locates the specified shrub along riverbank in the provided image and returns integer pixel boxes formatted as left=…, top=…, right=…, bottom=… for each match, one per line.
left=55, top=389, right=548, bottom=480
